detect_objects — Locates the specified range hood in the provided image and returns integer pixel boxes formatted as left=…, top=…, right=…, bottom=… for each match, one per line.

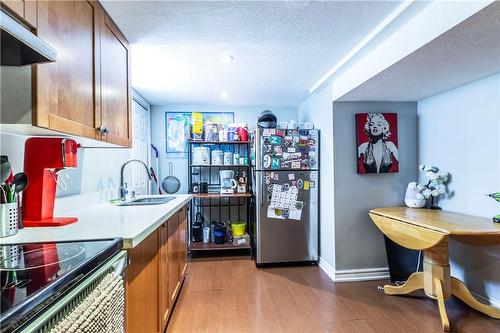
left=1, top=9, right=56, bottom=66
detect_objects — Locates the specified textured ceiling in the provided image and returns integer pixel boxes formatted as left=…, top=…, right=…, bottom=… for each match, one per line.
left=338, top=2, right=500, bottom=101
left=100, top=1, right=403, bottom=106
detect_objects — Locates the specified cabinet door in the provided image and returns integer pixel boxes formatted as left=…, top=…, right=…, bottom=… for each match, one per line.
left=1, top=0, right=36, bottom=27
left=34, top=0, right=101, bottom=139
left=178, top=205, right=188, bottom=277
left=126, top=230, right=160, bottom=333
left=99, top=12, right=131, bottom=147
left=158, top=221, right=170, bottom=329
left=168, top=212, right=180, bottom=302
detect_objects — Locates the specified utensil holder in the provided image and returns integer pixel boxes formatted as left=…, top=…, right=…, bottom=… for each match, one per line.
left=0, top=202, right=19, bottom=238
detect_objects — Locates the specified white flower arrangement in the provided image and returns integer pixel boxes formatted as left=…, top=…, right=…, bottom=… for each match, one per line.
left=407, top=165, right=449, bottom=200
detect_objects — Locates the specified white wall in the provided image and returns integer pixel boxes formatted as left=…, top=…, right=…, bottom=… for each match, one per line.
left=298, top=85, right=336, bottom=274
left=332, top=101, right=418, bottom=273
left=150, top=104, right=298, bottom=194
left=418, top=73, right=500, bottom=305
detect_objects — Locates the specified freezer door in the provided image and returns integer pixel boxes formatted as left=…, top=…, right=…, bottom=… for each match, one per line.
left=255, top=170, right=318, bottom=264
left=255, top=128, right=319, bottom=171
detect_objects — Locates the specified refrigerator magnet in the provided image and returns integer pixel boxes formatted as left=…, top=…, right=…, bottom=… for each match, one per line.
left=275, top=129, right=284, bottom=137
left=274, top=146, right=283, bottom=155
left=270, top=136, right=282, bottom=145
left=264, top=154, right=271, bottom=168
left=296, top=179, right=304, bottom=189
left=282, top=209, right=290, bottom=219
left=271, top=158, right=281, bottom=169
left=310, top=173, right=316, bottom=180
left=310, top=181, right=315, bottom=188
left=281, top=183, right=290, bottom=192
left=304, top=181, right=310, bottom=190
left=263, top=129, right=271, bottom=136
left=309, top=157, right=317, bottom=167
left=288, top=173, right=295, bottom=180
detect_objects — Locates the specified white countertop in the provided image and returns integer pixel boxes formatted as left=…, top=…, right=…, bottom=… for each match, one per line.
left=1, top=194, right=192, bottom=249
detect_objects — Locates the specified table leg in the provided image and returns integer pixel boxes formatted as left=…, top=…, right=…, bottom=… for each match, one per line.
left=451, top=277, right=500, bottom=319
left=434, top=277, right=451, bottom=331
left=384, top=272, right=424, bottom=295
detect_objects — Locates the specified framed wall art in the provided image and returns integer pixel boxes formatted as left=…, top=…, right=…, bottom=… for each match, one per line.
left=356, top=112, right=399, bottom=174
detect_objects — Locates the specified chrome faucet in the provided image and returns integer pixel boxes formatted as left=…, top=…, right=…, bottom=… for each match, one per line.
left=119, top=159, right=152, bottom=200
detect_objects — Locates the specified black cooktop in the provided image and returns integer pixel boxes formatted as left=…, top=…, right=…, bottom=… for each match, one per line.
left=0, top=238, right=122, bottom=332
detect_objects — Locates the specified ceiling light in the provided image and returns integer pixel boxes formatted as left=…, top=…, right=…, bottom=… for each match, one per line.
left=221, top=54, right=234, bottom=64
left=220, top=90, right=229, bottom=99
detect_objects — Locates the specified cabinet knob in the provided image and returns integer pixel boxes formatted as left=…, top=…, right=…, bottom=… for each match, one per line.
left=97, top=126, right=110, bottom=134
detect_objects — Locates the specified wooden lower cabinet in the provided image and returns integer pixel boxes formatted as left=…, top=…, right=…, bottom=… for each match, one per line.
left=126, top=205, right=188, bottom=333
left=125, top=229, right=160, bottom=333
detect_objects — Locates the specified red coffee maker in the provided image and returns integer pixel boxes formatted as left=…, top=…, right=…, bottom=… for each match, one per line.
left=23, top=138, right=80, bottom=227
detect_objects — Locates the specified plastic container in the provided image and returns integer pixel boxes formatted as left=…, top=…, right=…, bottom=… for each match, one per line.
left=231, top=222, right=246, bottom=236
left=211, top=150, right=223, bottom=165
left=233, top=233, right=250, bottom=246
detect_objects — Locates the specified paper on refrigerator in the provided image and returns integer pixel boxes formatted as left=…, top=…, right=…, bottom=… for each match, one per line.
left=266, top=184, right=303, bottom=221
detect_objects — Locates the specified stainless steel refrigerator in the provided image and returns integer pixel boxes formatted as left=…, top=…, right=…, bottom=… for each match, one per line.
left=251, top=128, right=319, bottom=265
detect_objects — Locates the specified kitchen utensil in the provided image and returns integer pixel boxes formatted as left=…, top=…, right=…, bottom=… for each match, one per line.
left=0, top=202, right=18, bottom=238
left=192, top=146, right=210, bottom=165
left=231, top=222, right=246, bottom=236
left=151, top=144, right=162, bottom=194
left=13, top=172, right=28, bottom=196
left=211, top=149, right=223, bottom=165
left=23, top=138, right=80, bottom=227
left=1, top=158, right=12, bottom=184
left=219, top=170, right=237, bottom=194
left=223, top=151, right=233, bottom=165
left=162, top=162, right=180, bottom=194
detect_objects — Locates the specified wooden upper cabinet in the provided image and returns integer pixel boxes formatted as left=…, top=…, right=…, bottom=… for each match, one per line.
left=31, top=1, right=131, bottom=147
left=99, top=12, right=131, bottom=147
left=33, top=0, right=100, bottom=139
left=1, top=0, right=37, bottom=28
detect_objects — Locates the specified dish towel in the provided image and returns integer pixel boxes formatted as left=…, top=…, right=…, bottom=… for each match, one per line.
left=49, top=272, right=125, bottom=333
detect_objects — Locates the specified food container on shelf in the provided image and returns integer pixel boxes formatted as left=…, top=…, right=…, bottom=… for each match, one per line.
left=192, top=146, right=210, bottom=165
left=211, top=149, right=224, bottom=165
left=233, top=233, right=250, bottom=246
left=239, top=157, right=249, bottom=166
left=0, top=202, right=18, bottom=238
left=227, top=123, right=237, bottom=141
left=204, top=122, right=219, bottom=141
left=231, top=222, right=246, bottom=236
left=233, top=153, right=240, bottom=165
left=236, top=124, right=248, bottom=141
left=223, top=151, right=233, bottom=165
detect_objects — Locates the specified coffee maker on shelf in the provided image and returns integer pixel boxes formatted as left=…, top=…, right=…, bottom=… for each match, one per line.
left=219, top=170, right=237, bottom=194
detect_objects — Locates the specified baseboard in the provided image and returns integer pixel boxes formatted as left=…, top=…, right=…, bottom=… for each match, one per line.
left=471, top=290, right=500, bottom=308
left=318, top=257, right=336, bottom=282
left=334, top=267, right=389, bottom=282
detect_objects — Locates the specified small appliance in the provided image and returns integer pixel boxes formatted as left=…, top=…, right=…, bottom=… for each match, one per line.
left=23, top=138, right=80, bottom=227
left=219, top=170, right=237, bottom=194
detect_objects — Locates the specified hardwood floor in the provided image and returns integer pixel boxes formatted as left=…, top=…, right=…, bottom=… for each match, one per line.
left=167, top=256, right=500, bottom=333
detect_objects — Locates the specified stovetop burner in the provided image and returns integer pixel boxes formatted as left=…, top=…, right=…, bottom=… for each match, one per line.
left=0, top=244, right=85, bottom=271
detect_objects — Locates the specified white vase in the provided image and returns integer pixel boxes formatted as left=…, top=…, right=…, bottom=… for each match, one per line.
left=404, top=184, right=426, bottom=208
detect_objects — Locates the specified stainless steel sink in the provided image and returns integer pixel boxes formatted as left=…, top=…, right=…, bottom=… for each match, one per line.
left=115, top=196, right=175, bottom=206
